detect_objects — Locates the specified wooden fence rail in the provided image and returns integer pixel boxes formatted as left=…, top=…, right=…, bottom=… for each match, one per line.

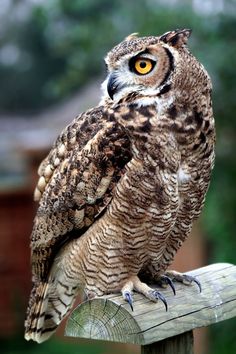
left=65, top=263, right=236, bottom=353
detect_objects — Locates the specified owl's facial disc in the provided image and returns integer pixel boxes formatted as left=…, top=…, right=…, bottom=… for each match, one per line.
left=104, top=42, right=174, bottom=102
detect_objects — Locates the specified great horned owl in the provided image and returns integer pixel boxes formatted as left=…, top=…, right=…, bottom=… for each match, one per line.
left=24, top=29, right=215, bottom=343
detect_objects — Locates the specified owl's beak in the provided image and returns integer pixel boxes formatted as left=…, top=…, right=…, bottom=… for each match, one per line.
left=107, top=73, right=121, bottom=100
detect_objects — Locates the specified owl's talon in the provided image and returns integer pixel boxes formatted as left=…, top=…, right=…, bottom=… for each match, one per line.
left=156, top=291, right=168, bottom=311
left=160, top=275, right=176, bottom=295
left=165, top=271, right=202, bottom=293
left=183, top=275, right=202, bottom=293
left=148, top=290, right=168, bottom=311
left=121, top=276, right=168, bottom=311
left=123, top=291, right=134, bottom=311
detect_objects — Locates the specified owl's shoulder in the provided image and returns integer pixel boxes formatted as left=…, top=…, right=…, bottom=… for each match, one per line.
left=34, top=105, right=129, bottom=200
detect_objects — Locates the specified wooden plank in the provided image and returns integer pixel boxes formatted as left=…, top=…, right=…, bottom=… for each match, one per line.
left=65, top=263, right=236, bottom=345
left=141, top=331, right=194, bottom=354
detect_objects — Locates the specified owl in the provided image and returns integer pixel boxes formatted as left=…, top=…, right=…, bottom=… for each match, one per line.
left=24, top=29, right=215, bottom=343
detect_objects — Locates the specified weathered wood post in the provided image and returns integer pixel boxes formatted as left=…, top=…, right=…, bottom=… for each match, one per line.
left=65, top=263, right=236, bottom=353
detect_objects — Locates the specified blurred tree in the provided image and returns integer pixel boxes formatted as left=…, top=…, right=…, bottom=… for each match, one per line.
left=0, top=0, right=235, bottom=353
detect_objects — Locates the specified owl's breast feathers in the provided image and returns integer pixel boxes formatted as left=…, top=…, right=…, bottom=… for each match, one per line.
left=31, top=98, right=215, bottom=283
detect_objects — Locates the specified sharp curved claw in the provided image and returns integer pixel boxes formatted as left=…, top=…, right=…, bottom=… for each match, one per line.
left=153, top=291, right=168, bottom=311
left=182, top=274, right=202, bottom=293
left=162, top=275, right=176, bottom=295
left=191, top=276, right=202, bottom=293
left=157, top=292, right=168, bottom=312
left=124, top=291, right=134, bottom=311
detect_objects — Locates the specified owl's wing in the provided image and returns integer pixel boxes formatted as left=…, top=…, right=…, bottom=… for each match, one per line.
left=31, top=106, right=132, bottom=281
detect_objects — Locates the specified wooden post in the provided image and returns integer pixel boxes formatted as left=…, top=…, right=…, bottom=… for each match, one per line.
left=141, top=331, right=194, bottom=354
left=65, top=263, right=236, bottom=353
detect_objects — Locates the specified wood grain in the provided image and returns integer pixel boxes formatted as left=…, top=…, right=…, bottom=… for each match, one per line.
left=65, top=263, right=236, bottom=345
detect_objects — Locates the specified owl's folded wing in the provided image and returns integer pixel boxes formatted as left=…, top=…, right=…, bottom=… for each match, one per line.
left=30, top=106, right=132, bottom=281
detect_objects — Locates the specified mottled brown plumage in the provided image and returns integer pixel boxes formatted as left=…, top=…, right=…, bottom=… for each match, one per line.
left=25, top=29, right=215, bottom=343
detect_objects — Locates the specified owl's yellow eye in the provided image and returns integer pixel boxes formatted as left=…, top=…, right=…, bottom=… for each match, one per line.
left=134, top=58, right=154, bottom=75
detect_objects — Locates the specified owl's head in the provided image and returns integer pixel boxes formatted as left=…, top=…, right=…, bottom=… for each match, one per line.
left=101, top=29, right=209, bottom=105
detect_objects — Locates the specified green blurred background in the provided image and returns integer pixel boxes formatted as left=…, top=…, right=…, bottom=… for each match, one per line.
left=0, top=0, right=235, bottom=353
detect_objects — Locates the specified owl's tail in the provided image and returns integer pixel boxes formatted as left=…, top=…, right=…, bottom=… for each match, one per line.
left=24, top=280, right=78, bottom=343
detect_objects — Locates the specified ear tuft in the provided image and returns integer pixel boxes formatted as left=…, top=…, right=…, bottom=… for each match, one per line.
left=160, top=29, right=192, bottom=47
left=124, top=33, right=139, bottom=41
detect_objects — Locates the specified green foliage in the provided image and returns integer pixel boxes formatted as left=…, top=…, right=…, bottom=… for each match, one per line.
left=1, top=1, right=235, bottom=353
left=2, top=333, right=137, bottom=354
left=3, top=0, right=235, bottom=115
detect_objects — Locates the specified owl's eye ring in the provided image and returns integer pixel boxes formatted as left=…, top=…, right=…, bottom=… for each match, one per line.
left=130, top=57, right=156, bottom=75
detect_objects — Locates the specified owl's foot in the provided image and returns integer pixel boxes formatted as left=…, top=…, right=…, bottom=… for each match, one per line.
left=121, top=275, right=168, bottom=312
left=161, top=270, right=202, bottom=293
